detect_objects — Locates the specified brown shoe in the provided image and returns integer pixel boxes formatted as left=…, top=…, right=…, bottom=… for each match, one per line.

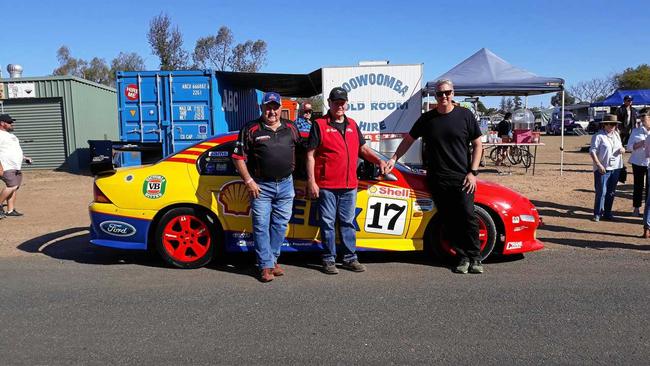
left=272, top=264, right=284, bottom=276
left=643, top=228, right=650, bottom=239
left=259, top=268, right=274, bottom=283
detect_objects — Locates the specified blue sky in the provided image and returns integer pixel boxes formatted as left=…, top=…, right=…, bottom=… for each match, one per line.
left=1, top=0, right=648, bottom=107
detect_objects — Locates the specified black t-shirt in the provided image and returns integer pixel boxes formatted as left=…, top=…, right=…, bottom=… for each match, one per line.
left=232, top=118, right=301, bottom=179
left=409, top=107, right=481, bottom=181
left=496, top=119, right=512, bottom=137
left=306, top=114, right=366, bottom=150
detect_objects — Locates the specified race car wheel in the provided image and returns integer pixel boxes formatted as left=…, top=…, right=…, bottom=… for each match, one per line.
left=155, top=207, right=215, bottom=269
left=432, top=205, right=497, bottom=262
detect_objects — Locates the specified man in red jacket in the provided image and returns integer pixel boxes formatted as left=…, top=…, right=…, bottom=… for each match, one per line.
left=306, top=87, right=387, bottom=274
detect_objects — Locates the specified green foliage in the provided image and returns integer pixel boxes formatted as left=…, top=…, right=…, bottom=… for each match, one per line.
left=550, top=91, right=575, bottom=106
left=147, top=13, right=189, bottom=70
left=616, top=64, right=650, bottom=89
left=53, top=46, right=145, bottom=87
left=513, top=96, right=523, bottom=110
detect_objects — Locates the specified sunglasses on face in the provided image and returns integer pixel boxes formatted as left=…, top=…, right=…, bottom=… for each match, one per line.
left=303, top=110, right=312, bottom=114
left=603, top=123, right=617, bottom=126
left=435, top=90, right=453, bottom=98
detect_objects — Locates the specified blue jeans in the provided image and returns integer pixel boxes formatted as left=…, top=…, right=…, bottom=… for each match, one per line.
left=251, top=176, right=295, bottom=269
left=319, top=188, right=358, bottom=264
left=593, top=170, right=620, bottom=218
left=643, top=169, right=650, bottom=228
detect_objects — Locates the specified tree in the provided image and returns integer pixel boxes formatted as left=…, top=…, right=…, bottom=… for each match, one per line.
left=568, top=76, right=616, bottom=103
left=193, top=26, right=234, bottom=70
left=109, top=52, right=146, bottom=86
left=227, top=40, right=268, bottom=72
left=616, top=64, right=650, bottom=89
left=147, top=13, right=189, bottom=70
left=53, top=46, right=110, bottom=85
left=550, top=91, right=576, bottom=106
left=53, top=45, right=87, bottom=77
left=513, top=96, right=523, bottom=110
left=505, top=97, right=514, bottom=112
left=476, top=100, right=488, bottom=114
left=83, top=57, right=111, bottom=85
left=499, top=96, right=507, bottom=112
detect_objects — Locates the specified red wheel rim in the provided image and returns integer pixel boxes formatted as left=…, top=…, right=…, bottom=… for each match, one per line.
left=162, top=215, right=211, bottom=262
left=440, top=216, right=488, bottom=256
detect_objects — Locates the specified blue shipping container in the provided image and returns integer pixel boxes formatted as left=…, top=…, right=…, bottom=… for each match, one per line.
left=116, top=70, right=262, bottom=158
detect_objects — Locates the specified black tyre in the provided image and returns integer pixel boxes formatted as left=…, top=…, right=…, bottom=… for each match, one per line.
left=154, top=207, right=217, bottom=269
left=431, top=205, right=498, bottom=262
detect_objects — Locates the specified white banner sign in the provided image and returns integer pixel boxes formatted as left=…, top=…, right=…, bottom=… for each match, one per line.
left=7, top=83, right=36, bottom=98
left=322, top=64, right=423, bottom=136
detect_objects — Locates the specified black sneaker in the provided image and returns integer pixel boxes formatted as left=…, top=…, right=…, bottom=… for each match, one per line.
left=453, top=258, right=470, bottom=274
left=322, top=261, right=339, bottom=275
left=469, top=260, right=484, bottom=274
left=341, top=260, right=366, bottom=272
left=5, top=210, right=23, bottom=217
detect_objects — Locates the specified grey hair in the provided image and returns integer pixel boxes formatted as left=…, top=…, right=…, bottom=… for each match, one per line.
left=435, top=79, right=454, bottom=90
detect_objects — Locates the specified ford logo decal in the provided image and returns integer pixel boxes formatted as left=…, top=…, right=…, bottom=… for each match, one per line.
left=99, top=221, right=137, bottom=237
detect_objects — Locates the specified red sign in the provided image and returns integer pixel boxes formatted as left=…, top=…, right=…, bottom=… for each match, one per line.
left=125, top=84, right=139, bottom=101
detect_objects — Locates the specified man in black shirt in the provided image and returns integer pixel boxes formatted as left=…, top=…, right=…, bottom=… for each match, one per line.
left=496, top=112, right=512, bottom=138
left=385, top=79, right=484, bottom=274
left=232, top=91, right=301, bottom=282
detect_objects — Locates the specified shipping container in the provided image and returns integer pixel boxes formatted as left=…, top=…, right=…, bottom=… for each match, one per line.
left=281, top=99, right=299, bottom=121
left=116, top=70, right=261, bottom=160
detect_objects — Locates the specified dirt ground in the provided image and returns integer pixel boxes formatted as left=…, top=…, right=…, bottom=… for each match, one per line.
left=1, top=134, right=649, bottom=257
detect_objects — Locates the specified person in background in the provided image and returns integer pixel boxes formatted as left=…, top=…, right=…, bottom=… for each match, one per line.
left=589, top=114, right=625, bottom=222
left=0, top=114, right=33, bottom=219
left=616, top=95, right=637, bottom=144
left=639, top=110, right=650, bottom=237
left=626, top=107, right=650, bottom=217
left=496, top=112, right=513, bottom=139
left=294, top=102, right=313, bottom=133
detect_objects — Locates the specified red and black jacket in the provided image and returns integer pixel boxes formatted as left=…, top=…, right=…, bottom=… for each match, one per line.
left=312, top=114, right=362, bottom=189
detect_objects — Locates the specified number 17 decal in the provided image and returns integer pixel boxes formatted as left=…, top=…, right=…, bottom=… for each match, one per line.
left=364, top=197, right=408, bottom=235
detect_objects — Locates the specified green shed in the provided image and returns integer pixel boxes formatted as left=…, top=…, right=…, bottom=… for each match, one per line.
left=0, top=75, right=117, bottom=172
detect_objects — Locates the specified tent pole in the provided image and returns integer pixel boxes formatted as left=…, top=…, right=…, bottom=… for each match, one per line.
left=560, top=90, right=564, bottom=176
left=524, top=95, right=528, bottom=109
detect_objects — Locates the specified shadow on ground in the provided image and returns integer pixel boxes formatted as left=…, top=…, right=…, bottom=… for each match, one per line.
left=15, top=227, right=524, bottom=280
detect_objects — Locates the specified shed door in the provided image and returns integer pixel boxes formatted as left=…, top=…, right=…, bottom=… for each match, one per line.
left=1, top=98, right=66, bottom=170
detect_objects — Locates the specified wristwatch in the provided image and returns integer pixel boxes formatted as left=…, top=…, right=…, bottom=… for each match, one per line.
left=470, top=169, right=479, bottom=176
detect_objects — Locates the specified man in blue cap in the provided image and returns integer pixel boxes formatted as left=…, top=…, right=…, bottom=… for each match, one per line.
left=232, top=92, right=301, bottom=282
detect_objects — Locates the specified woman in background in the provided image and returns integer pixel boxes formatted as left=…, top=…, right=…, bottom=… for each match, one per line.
left=589, top=114, right=625, bottom=222
left=638, top=109, right=650, bottom=237
left=627, top=108, right=650, bottom=216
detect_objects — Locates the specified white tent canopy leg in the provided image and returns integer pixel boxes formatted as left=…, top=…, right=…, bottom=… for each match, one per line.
left=560, top=87, right=564, bottom=175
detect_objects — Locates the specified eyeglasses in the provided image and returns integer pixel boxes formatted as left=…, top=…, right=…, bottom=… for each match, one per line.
left=435, top=90, right=453, bottom=98
left=303, top=110, right=313, bottom=114
left=603, top=123, right=618, bottom=126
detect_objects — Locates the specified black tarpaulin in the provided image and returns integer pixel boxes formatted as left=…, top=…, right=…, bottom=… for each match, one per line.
left=215, top=69, right=322, bottom=97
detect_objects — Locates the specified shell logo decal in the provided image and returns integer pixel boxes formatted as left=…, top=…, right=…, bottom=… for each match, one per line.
left=218, top=181, right=251, bottom=216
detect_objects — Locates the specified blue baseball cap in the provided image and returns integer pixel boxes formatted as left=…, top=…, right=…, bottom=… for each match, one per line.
left=262, top=91, right=282, bottom=105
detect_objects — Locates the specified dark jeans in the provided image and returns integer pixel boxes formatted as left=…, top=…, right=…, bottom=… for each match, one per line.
left=632, top=164, right=648, bottom=208
left=430, top=178, right=481, bottom=261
